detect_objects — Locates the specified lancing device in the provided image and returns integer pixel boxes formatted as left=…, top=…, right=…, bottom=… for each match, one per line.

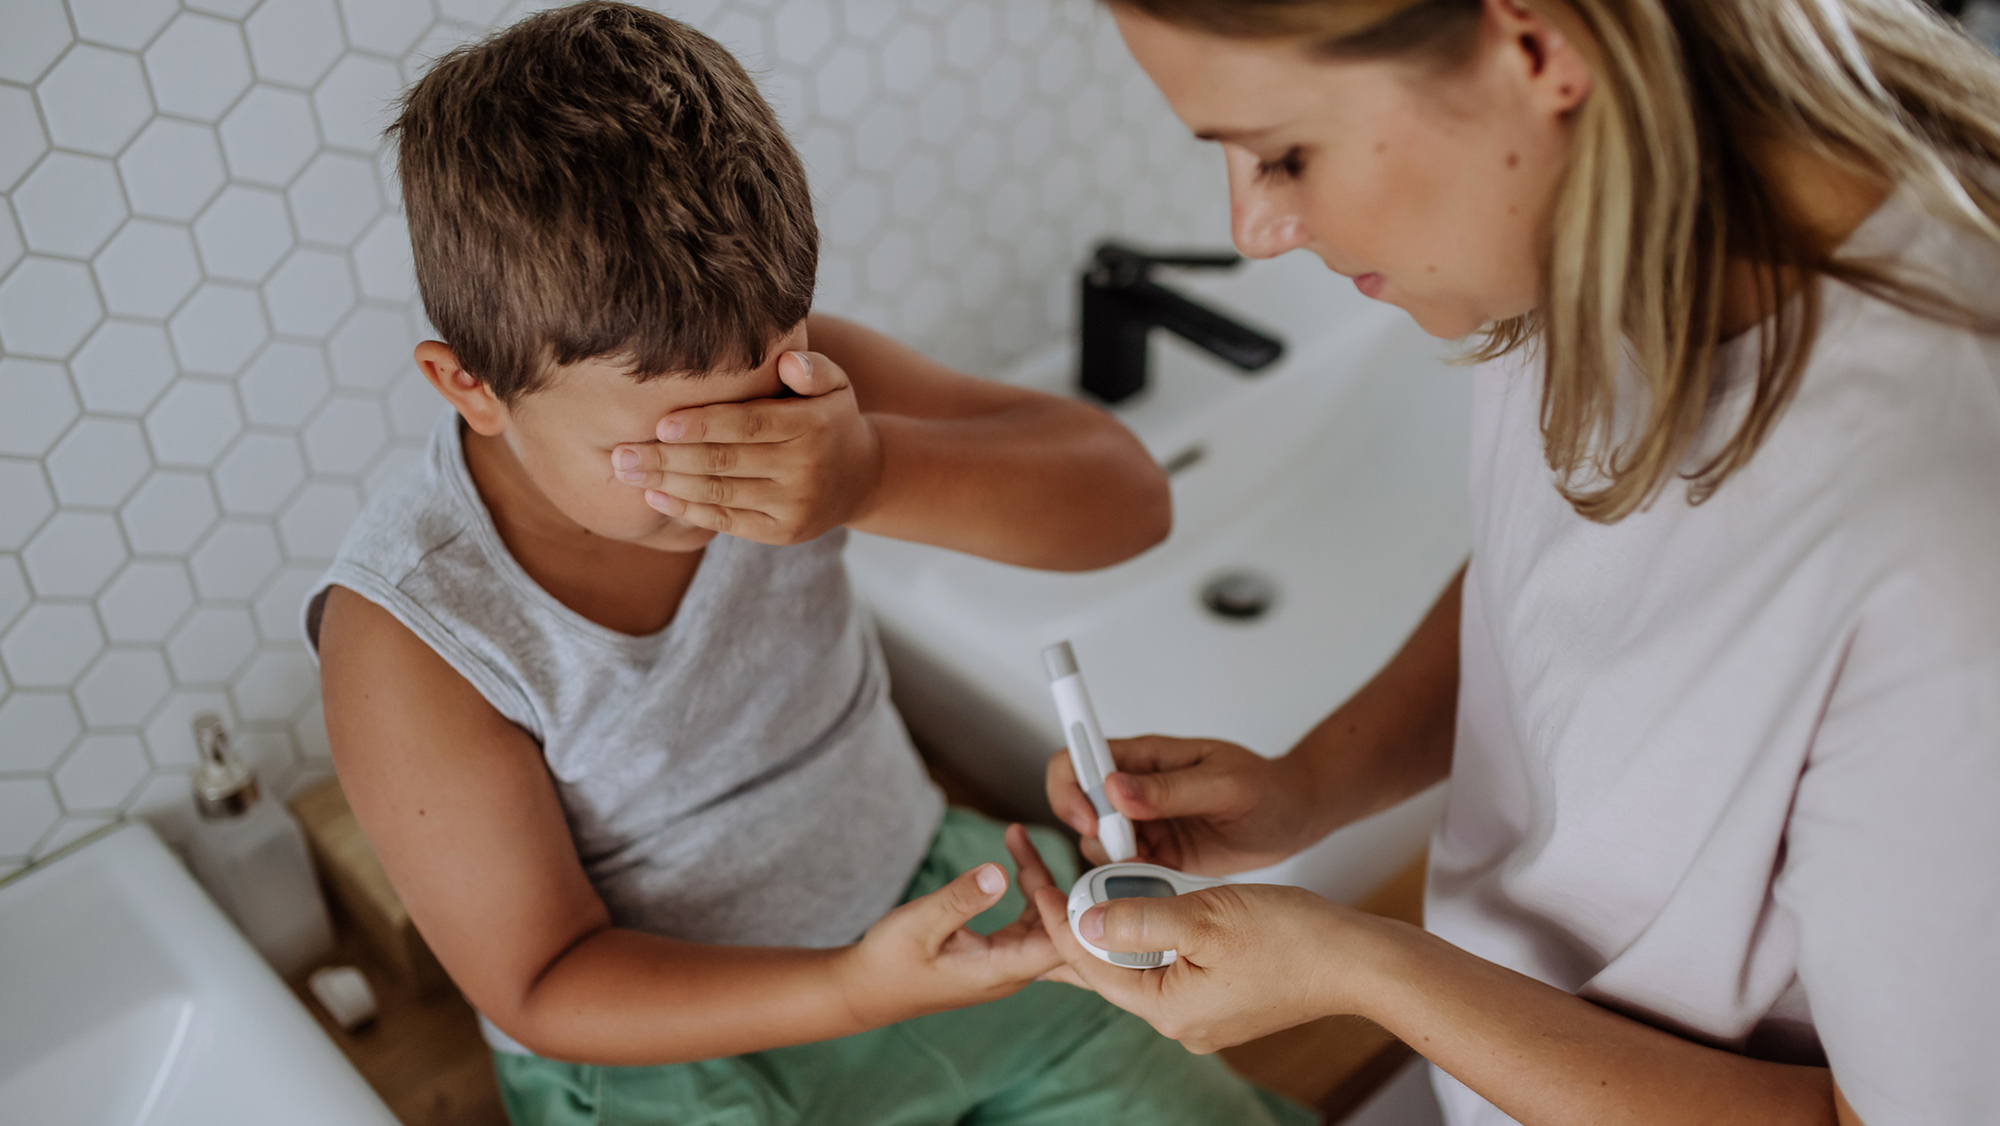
left=1043, top=640, right=1137, bottom=862
left=1067, top=862, right=1229, bottom=968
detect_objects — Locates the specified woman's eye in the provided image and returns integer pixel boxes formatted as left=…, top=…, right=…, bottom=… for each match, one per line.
left=1254, top=147, right=1305, bottom=183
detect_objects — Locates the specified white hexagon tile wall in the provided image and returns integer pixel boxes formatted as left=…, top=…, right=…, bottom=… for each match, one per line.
left=0, top=0, right=1232, bottom=876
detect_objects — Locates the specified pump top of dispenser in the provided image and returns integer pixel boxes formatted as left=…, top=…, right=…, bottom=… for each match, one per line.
left=191, top=712, right=260, bottom=820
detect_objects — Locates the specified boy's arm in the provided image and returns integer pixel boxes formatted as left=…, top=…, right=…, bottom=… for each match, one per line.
left=617, top=314, right=1172, bottom=571
left=318, top=585, right=1062, bottom=1065
left=816, top=314, right=1170, bottom=569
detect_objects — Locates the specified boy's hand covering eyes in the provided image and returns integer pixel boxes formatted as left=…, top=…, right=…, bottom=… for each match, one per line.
left=611, top=350, right=884, bottom=544
left=834, top=825, right=1076, bottom=1026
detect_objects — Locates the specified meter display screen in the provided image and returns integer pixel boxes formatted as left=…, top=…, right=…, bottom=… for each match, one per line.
left=1103, top=875, right=1177, bottom=900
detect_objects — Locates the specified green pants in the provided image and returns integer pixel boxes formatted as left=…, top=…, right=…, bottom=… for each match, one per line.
left=494, top=808, right=1314, bottom=1126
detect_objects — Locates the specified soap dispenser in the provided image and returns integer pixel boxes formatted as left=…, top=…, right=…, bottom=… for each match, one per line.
left=184, top=712, right=334, bottom=976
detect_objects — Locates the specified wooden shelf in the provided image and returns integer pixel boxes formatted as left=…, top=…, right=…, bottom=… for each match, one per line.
left=286, top=932, right=507, bottom=1126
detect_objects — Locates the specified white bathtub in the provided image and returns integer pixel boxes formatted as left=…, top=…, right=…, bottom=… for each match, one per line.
left=846, top=249, right=1473, bottom=904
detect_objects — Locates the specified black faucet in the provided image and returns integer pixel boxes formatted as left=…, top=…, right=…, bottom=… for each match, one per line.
left=1077, top=241, right=1285, bottom=404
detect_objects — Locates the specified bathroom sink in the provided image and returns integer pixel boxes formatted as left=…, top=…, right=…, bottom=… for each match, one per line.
left=847, top=249, right=1471, bottom=903
left=0, top=822, right=397, bottom=1126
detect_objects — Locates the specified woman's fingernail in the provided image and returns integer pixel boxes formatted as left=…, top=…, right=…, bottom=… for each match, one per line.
left=660, top=419, right=683, bottom=441
left=976, top=864, right=1005, bottom=896
left=613, top=448, right=638, bottom=471
left=1080, top=908, right=1105, bottom=943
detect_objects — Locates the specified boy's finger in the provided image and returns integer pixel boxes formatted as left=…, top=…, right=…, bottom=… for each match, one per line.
left=1078, top=836, right=1112, bottom=867
left=635, top=443, right=784, bottom=480
left=1003, top=824, right=1057, bottom=898
left=909, top=863, right=1009, bottom=954
left=1003, top=824, right=1062, bottom=929
left=646, top=472, right=784, bottom=512
left=642, top=492, right=781, bottom=540
left=658, top=400, right=805, bottom=445
left=613, top=441, right=782, bottom=483
left=1038, top=963, right=1091, bottom=989
left=975, top=919, right=1065, bottom=980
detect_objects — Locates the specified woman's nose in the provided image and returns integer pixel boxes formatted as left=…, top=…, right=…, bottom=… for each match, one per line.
left=1224, top=151, right=1310, bottom=260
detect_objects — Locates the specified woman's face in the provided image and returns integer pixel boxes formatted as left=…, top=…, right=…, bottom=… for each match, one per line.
left=1114, top=1, right=1589, bottom=339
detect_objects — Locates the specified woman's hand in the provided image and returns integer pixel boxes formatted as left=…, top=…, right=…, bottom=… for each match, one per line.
left=1026, top=877, right=1382, bottom=1053
left=834, top=825, right=1067, bottom=1026
left=1046, top=735, right=1320, bottom=874
left=1032, top=871, right=1867, bottom=1126
left=612, top=348, right=885, bottom=545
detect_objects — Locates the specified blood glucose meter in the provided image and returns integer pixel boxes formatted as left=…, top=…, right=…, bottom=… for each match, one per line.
left=1066, top=862, right=1229, bottom=968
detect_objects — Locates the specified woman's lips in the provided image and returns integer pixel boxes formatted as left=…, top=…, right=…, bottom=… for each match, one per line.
left=1353, top=272, right=1386, bottom=298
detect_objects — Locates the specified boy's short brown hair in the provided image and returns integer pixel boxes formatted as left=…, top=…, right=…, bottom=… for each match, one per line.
left=391, top=1, right=816, bottom=400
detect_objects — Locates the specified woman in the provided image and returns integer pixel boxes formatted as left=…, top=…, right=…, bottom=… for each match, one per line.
left=1021, top=1, right=2000, bottom=1123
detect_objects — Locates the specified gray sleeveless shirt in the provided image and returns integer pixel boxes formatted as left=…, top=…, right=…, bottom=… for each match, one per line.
left=305, top=415, right=944, bottom=1016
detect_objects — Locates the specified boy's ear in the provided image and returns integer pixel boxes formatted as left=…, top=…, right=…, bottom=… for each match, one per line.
left=415, top=341, right=510, bottom=436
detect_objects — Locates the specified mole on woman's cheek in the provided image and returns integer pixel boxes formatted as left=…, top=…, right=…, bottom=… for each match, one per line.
left=1506, top=152, right=1520, bottom=168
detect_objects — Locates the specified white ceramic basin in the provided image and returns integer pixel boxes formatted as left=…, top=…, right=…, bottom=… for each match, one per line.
left=847, top=249, right=1471, bottom=903
left=0, top=822, right=397, bottom=1126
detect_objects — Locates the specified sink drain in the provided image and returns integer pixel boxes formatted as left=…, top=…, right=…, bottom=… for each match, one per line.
left=1200, top=570, right=1277, bottom=621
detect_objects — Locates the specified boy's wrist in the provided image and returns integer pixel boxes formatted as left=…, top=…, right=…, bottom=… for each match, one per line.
left=827, top=941, right=900, bottom=1034
left=845, top=412, right=889, bottom=527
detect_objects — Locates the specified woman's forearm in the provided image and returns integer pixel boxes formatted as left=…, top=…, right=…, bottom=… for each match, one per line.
left=1285, top=566, right=1463, bottom=838
left=1348, top=916, right=1848, bottom=1126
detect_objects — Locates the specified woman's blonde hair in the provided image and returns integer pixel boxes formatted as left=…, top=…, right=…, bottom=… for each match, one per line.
left=1115, top=0, right=2000, bottom=520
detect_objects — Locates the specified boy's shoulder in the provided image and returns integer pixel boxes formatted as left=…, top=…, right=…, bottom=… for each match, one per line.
left=302, top=413, right=554, bottom=728
left=302, top=414, right=485, bottom=651
left=331, top=420, right=477, bottom=590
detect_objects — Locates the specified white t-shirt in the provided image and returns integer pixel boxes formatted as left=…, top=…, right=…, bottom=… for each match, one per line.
left=1427, top=189, right=2000, bottom=1126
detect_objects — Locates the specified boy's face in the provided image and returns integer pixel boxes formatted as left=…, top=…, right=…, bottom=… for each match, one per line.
left=481, top=326, right=804, bottom=553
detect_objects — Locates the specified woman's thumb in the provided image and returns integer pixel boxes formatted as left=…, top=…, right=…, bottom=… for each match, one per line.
left=1082, top=894, right=1197, bottom=957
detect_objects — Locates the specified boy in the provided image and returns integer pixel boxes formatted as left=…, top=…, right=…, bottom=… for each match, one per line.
left=307, top=3, right=1312, bottom=1123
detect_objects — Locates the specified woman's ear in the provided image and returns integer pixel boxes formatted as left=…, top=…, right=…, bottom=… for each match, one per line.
left=1490, top=0, right=1593, bottom=117
left=414, top=340, right=511, bottom=436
